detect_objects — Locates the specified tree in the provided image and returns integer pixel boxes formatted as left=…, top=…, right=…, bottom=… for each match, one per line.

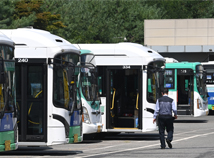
left=146, top=0, right=213, bottom=19
left=43, top=0, right=165, bottom=44
left=0, top=0, right=35, bottom=29
left=14, top=0, right=65, bottom=31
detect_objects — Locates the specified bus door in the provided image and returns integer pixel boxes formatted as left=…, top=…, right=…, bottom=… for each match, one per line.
left=106, top=66, right=142, bottom=130
left=16, top=59, right=47, bottom=142
left=189, top=76, right=194, bottom=115
left=177, top=69, right=194, bottom=115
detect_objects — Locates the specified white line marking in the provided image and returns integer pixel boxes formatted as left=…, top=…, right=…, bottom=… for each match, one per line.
left=76, top=131, right=214, bottom=158
left=83, top=144, right=123, bottom=152
left=83, top=128, right=214, bottom=152
left=174, top=127, right=214, bottom=136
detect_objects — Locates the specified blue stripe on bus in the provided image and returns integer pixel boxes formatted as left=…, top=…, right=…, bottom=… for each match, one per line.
left=0, top=113, right=13, bottom=132
left=70, top=110, right=81, bottom=126
left=208, top=92, right=214, bottom=104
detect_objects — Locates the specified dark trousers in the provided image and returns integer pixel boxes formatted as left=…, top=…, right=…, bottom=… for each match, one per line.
left=158, top=115, right=174, bottom=148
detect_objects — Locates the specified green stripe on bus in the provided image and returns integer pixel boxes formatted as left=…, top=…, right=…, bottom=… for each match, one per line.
left=0, top=143, right=16, bottom=152
left=68, top=126, right=81, bottom=143
left=208, top=104, right=214, bottom=110
left=0, top=131, right=15, bottom=145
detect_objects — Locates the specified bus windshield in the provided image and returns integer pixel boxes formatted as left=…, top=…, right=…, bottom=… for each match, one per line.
left=0, top=45, right=15, bottom=114
left=80, top=67, right=99, bottom=102
left=53, top=53, right=79, bottom=110
left=147, top=61, right=165, bottom=103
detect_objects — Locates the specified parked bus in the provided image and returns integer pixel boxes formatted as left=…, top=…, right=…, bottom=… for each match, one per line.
left=79, top=49, right=102, bottom=135
left=201, top=61, right=214, bottom=114
left=0, top=28, right=82, bottom=146
left=165, top=62, right=208, bottom=117
left=0, top=32, right=18, bottom=152
left=75, top=43, right=165, bottom=133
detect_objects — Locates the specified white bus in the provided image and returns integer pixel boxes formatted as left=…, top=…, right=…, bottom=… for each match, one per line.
left=75, top=43, right=165, bottom=133
left=165, top=58, right=208, bottom=117
left=165, top=62, right=208, bottom=117
left=202, top=61, right=214, bottom=114
left=0, top=28, right=83, bottom=146
left=79, top=49, right=102, bottom=135
left=0, top=32, right=18, bottom=151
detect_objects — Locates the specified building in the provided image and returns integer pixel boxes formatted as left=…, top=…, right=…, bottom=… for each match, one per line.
left=144, top=19, right=214, bottom=62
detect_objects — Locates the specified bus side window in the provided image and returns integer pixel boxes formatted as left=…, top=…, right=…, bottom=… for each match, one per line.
left=98, top=76, right=102, bottom=95
left=148, top=78, right=152, bottom=93
left=185, top=79, right=189, bottom=91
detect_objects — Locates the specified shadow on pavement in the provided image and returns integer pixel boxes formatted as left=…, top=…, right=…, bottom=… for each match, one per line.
left=174, top=120, right=207, bottom=123
left=103, top=133, right=160, bottom=141
left=81, top=140, right=103, bottom=144
left=82, top=133, right=160, bottom=141
left=0, top=147, right=82, bottom=156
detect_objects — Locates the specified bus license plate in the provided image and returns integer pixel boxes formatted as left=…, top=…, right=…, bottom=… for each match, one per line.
left=5, top=140, right=11, bottom=151
left=74, top=134, right=78, bottom=143
left=97, top=126, right=101, bottom=133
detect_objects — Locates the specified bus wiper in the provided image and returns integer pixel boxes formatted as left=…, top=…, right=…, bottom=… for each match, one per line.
left=48, top=58, right=76, bottom=67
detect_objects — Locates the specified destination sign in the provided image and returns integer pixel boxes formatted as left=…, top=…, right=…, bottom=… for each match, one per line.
left=177, top=69, right=193, bottom=75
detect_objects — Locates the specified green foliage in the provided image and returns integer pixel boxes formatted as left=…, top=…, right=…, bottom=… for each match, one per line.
left=147, top=0, right=213, bottom=19
left=13, top=0, right=65, bottom=31
left=1, top=0, right=214, bottom=44
left=0, top=0, right=36, bottom=29
left=0, top=0, right=14, bottom=28
left=14, top=0, right=43, bottom=18
left=43, top=0, right=165, bottom=44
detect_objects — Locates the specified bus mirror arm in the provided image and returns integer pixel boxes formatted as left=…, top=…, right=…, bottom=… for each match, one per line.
left=0, top=57, right=5, bottom=84
left=159, top=71, right=164, bottom=92
left=203, top=71, right=207, bottom=84
left=91, top=99, right=95, bottom=106
left=69, top=99, right=75, bottom=116
left=0, top=111, right=4, bottom=119
left=69, top=102, right=75, bottom=116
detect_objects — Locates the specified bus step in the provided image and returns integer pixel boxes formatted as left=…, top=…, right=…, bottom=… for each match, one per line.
left=177, top=110, right=191, bottom=115
left=177, top=104, right=190, bottom=110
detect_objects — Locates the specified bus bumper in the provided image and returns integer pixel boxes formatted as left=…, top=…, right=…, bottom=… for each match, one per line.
left=83, top=123, right=103, bottom=134
left=0, top=142, right=18, bottom=152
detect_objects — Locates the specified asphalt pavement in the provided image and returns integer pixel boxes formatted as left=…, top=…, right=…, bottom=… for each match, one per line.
left=1, top=115, right=214, bottom=158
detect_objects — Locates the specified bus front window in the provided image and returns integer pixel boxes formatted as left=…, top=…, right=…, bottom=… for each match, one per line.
left=53, top=53, right=79, bottom=111
left=147, top=61, right=165, bottom=103
left=196, top=65, right=207, bottom=99
left=80, top=68, right=99, bottom=103
left=0, top=45, right=15, bottom=114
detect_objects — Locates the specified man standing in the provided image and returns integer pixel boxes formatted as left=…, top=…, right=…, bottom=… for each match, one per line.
left=153, top=88, right=177, bottom=149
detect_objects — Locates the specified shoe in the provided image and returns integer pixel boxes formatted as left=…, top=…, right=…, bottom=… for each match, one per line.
left=166, top=139, right=172, bottom=148
left=161, top=147, right=165, bottom=149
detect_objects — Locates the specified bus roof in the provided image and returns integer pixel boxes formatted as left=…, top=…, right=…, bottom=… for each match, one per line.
left=0, top=28, right=79, bottom=58
left=74, top=43, right=164, bottom=66
left=201, top=61, right=214, bottom=65
left=0, top=31, right=14, bottom=47
left=0, top=28, right=76, bottom=48
left=165, top=62, right=201, bottom=69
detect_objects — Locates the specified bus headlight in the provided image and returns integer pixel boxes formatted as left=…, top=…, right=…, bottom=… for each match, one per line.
left=83, top=107, right=91, bottom=124
left=197, top=99, right=202, bottom=110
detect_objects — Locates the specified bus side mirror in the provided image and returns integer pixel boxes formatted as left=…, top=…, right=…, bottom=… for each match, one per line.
left=203, top=71, right=207, bottom=84
left=0, top=57, right=5, bottom=84
left=159, top=71, right=164, bottom=92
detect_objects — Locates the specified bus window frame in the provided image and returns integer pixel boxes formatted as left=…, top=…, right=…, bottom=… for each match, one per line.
left=164, top=69, right=175, bottom=89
